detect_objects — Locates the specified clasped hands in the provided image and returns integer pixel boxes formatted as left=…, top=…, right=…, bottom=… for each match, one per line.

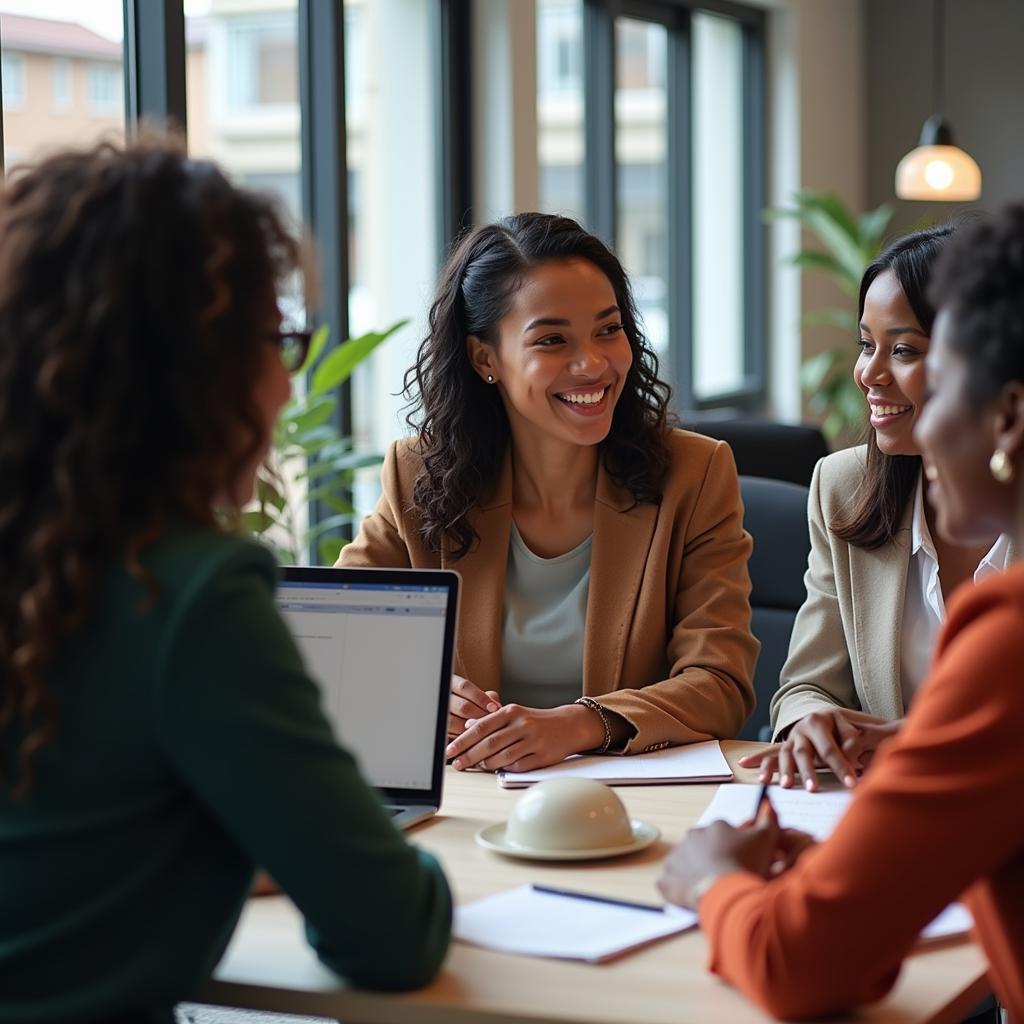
left=738, top=708, right=902, bottom=791
left=444, top=674, right=605, bottom=773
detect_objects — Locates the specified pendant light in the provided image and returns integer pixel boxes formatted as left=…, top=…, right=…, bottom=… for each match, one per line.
left=895, top=0, right=981, bottom=202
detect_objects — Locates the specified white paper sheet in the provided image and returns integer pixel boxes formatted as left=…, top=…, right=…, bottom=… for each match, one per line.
left=498, top=740, right=732, bottom=788
left=454, top=885, right=697, bottom=963
left=696, top=783, right=973, bottom=940
left=696, top=783, right=852, bottom=841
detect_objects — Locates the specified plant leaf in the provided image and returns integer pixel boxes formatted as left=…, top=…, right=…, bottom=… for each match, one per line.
left=318, top=535, right=345, bottom=565
left=857, top=204, right=894, bottom=248
left=790, top=251, right=860, bottom=295
left=310, top=318, right=409, bottom=398
left=243, top=509, right=276, bottom=534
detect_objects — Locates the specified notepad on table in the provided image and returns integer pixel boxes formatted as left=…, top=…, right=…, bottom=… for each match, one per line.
left=696, top=783, right=973, bottom=941
left=454, top=884, right=697, bottom=962
left=497, top=739, right=732, bottom=789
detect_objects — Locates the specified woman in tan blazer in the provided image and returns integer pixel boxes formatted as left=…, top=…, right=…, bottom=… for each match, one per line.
left=743, top=225, right=1012, bottom=790
left=339, top=213, right=758, bottom=772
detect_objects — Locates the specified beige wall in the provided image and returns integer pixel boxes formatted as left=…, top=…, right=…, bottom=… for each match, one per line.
left=3, top=50, right=122, bottom=166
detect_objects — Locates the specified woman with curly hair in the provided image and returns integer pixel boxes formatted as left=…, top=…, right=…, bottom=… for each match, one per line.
left=340, top=213, right=758, bottom=772
left=0, top=140, right=450, bottom=1023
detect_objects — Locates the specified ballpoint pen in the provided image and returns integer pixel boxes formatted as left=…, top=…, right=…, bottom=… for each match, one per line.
left=531, top=884, right=665, bottom=913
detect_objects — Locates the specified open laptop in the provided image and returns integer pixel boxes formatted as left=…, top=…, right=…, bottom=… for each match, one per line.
left=277, top=566, right=459, bottom=829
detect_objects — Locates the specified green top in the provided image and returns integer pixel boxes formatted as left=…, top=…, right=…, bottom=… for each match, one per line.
left=0, top=528, right=452, bottom=1022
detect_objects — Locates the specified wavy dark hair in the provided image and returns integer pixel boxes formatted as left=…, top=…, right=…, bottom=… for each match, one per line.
left=0, top=137, right=301, bottom=794
left=831, top=224, right=954, bottom=549
left=403, top=212, right=673, bottom=558
left=929, top=203, right=1024, bottom=406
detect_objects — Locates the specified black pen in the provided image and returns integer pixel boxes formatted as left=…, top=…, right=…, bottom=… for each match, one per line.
left=754, top=781, right=773, bottom=820
left=531, top=884, right=665, bottom=914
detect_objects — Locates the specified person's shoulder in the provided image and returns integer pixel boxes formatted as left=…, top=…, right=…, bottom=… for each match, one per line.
left=814, top=445, right=868, bottom=493
left=147, top=525, right=278, bottom=609
left=662, top=427, right=728, bottom=480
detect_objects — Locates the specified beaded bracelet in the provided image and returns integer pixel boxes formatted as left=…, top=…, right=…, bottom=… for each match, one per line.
left=575, top=695, right=612, bottom=754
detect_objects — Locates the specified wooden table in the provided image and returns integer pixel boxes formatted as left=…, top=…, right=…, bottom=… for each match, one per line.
left=203, top=741, right=990, bottom=1024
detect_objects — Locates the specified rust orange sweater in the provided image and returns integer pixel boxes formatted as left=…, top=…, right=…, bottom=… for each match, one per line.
left=700, top=565, right=1024, bottom=1021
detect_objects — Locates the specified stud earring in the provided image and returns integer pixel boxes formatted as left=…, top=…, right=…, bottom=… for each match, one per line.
left=990, top=448, right=1015, bottom=484
left=486, top=374, right=495, bottom=384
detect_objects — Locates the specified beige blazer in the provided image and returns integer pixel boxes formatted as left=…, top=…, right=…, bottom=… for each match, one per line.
left=338, top=429, right=759, bottom=753
left=770, top=446, right=915, bottom=737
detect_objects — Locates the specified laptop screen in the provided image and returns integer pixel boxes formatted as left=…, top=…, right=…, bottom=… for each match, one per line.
left=276, top=568, right=458, bottom=798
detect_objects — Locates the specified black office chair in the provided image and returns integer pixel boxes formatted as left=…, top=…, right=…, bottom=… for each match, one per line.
left=737, top=475, right=811, bottom=741
left=683, top=414, right=829, bottom=489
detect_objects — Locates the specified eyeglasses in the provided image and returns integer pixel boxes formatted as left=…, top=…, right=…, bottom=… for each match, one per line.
left=270, top=327, right=314, bottom=373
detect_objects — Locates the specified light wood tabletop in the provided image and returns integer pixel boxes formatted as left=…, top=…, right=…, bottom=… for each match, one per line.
left=203, top=741, right=990, bottom=1024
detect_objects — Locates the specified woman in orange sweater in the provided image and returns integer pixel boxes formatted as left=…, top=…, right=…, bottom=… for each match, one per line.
left=658, top=203, right=1024, bottom=1020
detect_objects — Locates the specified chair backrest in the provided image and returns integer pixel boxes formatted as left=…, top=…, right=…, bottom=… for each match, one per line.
left=683, top=416, right=828, bottom=488
left=737, top=475, right=811, bottom=740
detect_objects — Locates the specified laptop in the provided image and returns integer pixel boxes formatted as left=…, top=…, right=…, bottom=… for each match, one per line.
left=276, top=566, right=459, bottom=829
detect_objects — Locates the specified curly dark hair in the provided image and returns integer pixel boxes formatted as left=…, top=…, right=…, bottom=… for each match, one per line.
left=0, top=137, right=301, bottom=794
left=929, top=202, right=1024, bottom=406
left=831, top=225, right=954, bottom=549
left=403, top=212, right=674, bottom=558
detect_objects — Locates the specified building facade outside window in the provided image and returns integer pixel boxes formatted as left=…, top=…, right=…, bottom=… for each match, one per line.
left=0, top=6, right=124, bottom=170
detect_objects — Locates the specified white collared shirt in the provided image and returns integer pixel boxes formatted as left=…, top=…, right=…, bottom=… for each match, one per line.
left=900, top=474, right=1012, bottom=709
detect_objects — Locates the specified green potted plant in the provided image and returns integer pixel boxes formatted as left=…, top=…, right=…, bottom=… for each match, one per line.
left=245, top=319, right=407, bottom=564
left=768, top=191, right=893, bottom=442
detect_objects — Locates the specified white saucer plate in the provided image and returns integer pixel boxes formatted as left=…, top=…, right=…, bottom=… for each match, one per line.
left=474, top=819, right=660, bottom=861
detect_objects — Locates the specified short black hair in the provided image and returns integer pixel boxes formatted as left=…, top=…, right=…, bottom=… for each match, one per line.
left=930, top=202, right=1024, bottom=406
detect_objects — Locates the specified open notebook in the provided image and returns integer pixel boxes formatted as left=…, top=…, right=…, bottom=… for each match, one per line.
left=497, top=740, right=732, bottom=788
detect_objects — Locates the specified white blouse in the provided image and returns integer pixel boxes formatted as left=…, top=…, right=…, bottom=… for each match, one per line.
left=900, top=475, right=1012, bottom=708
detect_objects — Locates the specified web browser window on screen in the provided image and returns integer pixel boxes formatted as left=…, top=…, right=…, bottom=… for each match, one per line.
left=277, top=582, right=447, bottom=791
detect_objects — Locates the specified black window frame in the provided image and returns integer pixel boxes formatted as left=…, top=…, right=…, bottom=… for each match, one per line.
left=582, top=0, right=767, bottom=413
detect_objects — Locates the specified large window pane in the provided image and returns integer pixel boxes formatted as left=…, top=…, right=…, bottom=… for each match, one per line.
left=692, top=11, right=745, bottom=400
left=615, top=17, right=668, bottom=358
left=537, top=0, right=584, bottom=222
left=0, top=2, right=124, bottom=170
left=345, top=0, right=439, bottom=464
left=185, top=0, right=301, bottom=226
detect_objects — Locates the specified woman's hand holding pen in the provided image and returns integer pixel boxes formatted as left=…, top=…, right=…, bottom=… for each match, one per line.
left=738, top=709, right=902, bottom=791
left=657, top=800, right=816, bottom=910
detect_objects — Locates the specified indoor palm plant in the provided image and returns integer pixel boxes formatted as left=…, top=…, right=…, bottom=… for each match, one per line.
left=768, top=191, right=893, bottom=442
left=245, top=319, right=407, bottom=565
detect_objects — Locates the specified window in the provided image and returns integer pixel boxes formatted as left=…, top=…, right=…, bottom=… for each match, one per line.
left=186, top=3, right=301, bottom=222
left=225, top=15, right=299, bottom=110
left=52, top=58, right=71, bottom=112
left=0, top=3, right=125, bottom=171
left=537, top=0, right=585, bottom=222
left=344, top=0, right=440, bottom=474
left=615, top=17, right=669, bottom=358
left=534, top=0, right=766, bottom=410
left=87, top=63, right=120, bottom=114
left=1, top=51, right=25, bottom=110
left=693, top=12, right=746, bottom=400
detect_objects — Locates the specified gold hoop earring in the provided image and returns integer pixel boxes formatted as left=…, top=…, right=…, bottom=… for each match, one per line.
left=486, top=374, right=495, bottom=384
left=990, top=449, right=1015, bottom=484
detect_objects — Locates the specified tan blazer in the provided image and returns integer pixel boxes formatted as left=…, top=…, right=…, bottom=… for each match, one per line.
left=770, top=446, right=913, bottom=737
left=338, top=429, right=759, bottom=753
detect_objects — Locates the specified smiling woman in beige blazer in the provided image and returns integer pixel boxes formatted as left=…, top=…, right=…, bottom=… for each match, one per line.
left=743, top=225, right=1013, bottom=790
left=339, top=213, right=758, bottom=772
